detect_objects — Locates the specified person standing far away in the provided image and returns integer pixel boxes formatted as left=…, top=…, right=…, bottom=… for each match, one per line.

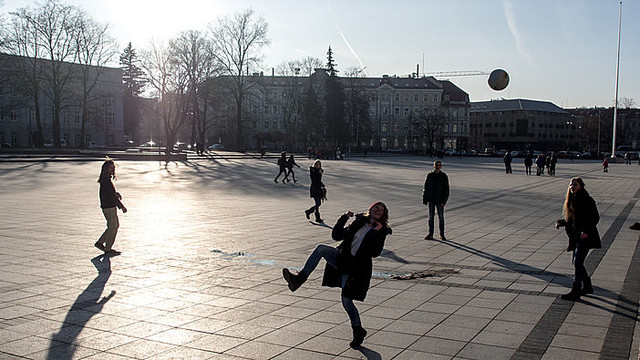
left=274, top=151, right=288, bottom=183
left=536, top=154, right=545, bottom=176
left=503, top=151, right=513, bottom=174
left=283, top=202, right=392, bottom=348
left=524, top=152, right=533, bottom=175
left=304, top=159, right=325, bottom=223
left=285, top=154, right=301, bottom=183
left=95, top=158, right=127, bottom=255
left=422, top=160, right=449, bottom=240
left=555, top=177, right=601, bottom=301
left=602, top=157, right=609, bottom=173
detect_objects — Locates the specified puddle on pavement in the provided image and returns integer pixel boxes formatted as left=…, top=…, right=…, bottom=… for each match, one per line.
left=211, top=249, right=458, bottom=280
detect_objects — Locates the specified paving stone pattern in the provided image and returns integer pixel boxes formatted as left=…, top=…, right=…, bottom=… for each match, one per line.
left=0, top=155, right=638, bottom=359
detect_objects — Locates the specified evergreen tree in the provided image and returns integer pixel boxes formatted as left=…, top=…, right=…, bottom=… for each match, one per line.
left=300, top=82, right=323, bottom=146
left=324, top=46, right=346, bottom=145
left=120, top=42, right=146, bottom=142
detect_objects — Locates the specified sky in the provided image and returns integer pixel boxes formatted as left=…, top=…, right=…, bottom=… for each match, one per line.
left=1, top=0, right=638, bottom=109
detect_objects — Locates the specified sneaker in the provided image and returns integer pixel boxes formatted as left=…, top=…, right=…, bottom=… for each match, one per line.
left=424, top=234, right=433, bottom=240
left=440, top=234, right=447, bottom=241
left=304, top=210, right=311, bottom=220
left=630, top=222, right=640, bottom=230
left=273, top=179, right=278, bottom=183
left=94, top=242, right=105, bottom=251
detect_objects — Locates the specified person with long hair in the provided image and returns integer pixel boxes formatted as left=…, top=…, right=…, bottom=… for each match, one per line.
left=96, top=158, right=127, bottom=255
left=304, top=159, right=325, bottom=222
left=283, top=202, right=392, bottom=348
left=285, top=154, right=300, bottom=183
left=555, top=177, right=601, bottom=301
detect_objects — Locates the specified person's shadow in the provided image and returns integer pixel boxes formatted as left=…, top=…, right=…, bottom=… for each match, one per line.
left=46, top=255, right=115, bottom=359
left=355, top=345, right=382, bottom=359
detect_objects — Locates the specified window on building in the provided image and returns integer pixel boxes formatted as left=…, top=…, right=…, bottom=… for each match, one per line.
left=404, top=107, right=409, bottom=116
left=444, top=124, right=449, bottom=132
left=414, top=95, right=419, bottom=102
left=394, top=107, right=399, bottom=115
left=273, top=121, right=277, bottom=129
left=393, top=124, right=399, bottom=133
left=264, top=121, right=269, bottom=130
left=74, top=109, right=81, bottom=123
left=383, top=106, right=388, bottom=115
left=75, top=134, right=81, bottom=145
left=264, top=106, right=269, bottom=114
left=433, top=95, right=438, bottom=102
left=395, top=95, right=399, bottom=101
left=403, top=124, right=409, bottom=132
left=381, top=122, right=388, bottom=132
left=273, top=106, right=278, bottom=114
left=85, top=134, right=92, bottom=142
left=453, top=124, right=458, bottom=133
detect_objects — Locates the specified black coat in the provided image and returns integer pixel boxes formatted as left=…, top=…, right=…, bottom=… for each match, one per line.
left=563, top=188, right=601, bottom=251
left=309, top=167, right=324, bottom=199
left=422, top=171, right=449, bottom=204
left=321, top=214, right=391, bottom=301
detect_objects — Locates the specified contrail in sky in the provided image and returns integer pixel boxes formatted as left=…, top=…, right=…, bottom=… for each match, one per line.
left=324, top=0, right=368, bottom=75
left=503, top=0, right=537, bottom=68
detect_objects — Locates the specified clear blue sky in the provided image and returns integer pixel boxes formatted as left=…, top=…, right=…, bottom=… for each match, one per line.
left=2, top=0, right=638, bottom=109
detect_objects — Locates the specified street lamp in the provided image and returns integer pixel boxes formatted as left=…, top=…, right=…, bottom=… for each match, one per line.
left=566, top=119, right=573, bottom=153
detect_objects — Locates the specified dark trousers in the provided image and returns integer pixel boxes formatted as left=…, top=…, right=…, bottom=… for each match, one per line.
left=307, top=197, right=322, bottom=219
left=286, top=168, right=296, bottom=181
left=274, top=168, right=288, bottom=181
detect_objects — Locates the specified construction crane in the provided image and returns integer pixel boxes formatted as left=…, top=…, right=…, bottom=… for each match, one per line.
left=424, top=70, right=488, bottom=77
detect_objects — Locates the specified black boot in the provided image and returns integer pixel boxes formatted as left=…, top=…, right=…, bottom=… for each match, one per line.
left=304, top=209, right=312, bottom=220
left=561, top=282, right=581, bottom=301
left=582, top=277, right=594, bottom=295
left=282, top=268, right=307, bottom=292
left=350, top=325, right=367, bottom=348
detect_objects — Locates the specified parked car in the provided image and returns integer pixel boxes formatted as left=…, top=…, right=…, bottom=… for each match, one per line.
left=579, top=151, right=593, bottom=159
left=384, top=147, right=404, bottom=153
left=43, top=139, right=67, bottom=147
left=139, top=141, right=157, bottom=147
left=173, top=142, right=188, bottom=151
left=509, top=150, right=521, bottom=158
left=444, top=148, right=457, bottom=156
left=208, top=143, right=225, bottom=151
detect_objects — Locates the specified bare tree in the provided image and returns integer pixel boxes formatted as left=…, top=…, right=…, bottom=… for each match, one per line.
left=620, top=97, right=636, bottom=109
left=141, top=40, right=189, bottom=155
left=74, top=12, right=118, bottom=146
left=299, top=56, right=324, bottom=76
left=24, top=0, right=80, bottom=147
left=344, top=67, right=372, bottom=150
left=275, top=60, right=304, bottom=149
left=171, top=30, right=218, bottom=149
left=412, top=109, right=447, bottom=151
left=208, top=8, right=269, bottom=148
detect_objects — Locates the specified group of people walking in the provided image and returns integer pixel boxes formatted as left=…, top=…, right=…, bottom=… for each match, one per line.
left=274, top=151, right=301, bottom=184
left=95, top=150, right=606, bottom=349
left=519, top=152, right=557, bottom=175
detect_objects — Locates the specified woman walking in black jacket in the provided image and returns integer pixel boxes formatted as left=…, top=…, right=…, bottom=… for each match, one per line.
left=283, top=202, right=392, bottom=347
left=95, top=158, right=127, bottom=255
left=304, top=159, right=325, bottom=222
left=555, top=177, right=601, bottom=301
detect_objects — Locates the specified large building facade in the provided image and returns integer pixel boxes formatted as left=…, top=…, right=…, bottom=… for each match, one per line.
left=237, top=70, right=470, bottom=151
left=0, top=53, right=124, bottom=148
left=470, top=98, right=571, bottom=152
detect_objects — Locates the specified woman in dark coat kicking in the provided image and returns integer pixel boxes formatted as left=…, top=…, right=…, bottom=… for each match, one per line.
left=283, top=202, right=392, bottom=348
left=555, top=177, right=601, bottom=301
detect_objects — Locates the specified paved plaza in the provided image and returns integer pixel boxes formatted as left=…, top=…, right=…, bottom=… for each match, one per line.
left=0, top=154, right=638, bottom=359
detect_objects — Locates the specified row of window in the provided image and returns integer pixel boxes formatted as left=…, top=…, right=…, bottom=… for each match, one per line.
left=0, top=107, right=115, bottom=125
left=381, top=122, right=467, bottom=134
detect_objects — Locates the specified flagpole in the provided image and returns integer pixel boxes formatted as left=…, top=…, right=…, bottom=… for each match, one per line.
left=611, top=1, right=622, bottom=158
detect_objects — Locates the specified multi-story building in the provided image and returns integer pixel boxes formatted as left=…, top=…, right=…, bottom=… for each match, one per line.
left=470, top=98, right=570, bottom=152
left=241, top=70, right=470, bottom=151
left=0, top=53, right=123, bottom=148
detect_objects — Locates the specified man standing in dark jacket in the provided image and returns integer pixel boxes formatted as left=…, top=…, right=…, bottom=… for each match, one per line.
left=422, top=160, right=450, bottom=240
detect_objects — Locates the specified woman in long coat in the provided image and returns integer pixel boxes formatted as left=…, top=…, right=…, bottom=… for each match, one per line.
left=283, top=202, right=392, bottom=348
left=555, top=177, right=601, bottom=301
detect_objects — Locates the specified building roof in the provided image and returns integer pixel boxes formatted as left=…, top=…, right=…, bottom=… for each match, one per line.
left=470, top=98, right=567, bottom=114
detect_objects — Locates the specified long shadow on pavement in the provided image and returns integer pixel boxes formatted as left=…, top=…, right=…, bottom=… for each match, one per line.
left=46, top=254, right=115, bottom=360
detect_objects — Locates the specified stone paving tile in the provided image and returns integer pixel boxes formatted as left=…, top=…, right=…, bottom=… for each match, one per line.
left=0, top=157, right=638, bottom=359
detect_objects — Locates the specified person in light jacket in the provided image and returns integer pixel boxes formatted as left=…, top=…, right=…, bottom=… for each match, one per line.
left=555, top=177, right=601, bottom=301
left=283, top=202, right=392, bottom=348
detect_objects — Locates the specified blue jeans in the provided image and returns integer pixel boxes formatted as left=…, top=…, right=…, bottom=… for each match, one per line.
left=572, top=246, right=590, bottom=285
left=428, top=202, right=445, bottom=236
left=301, top=244, right=361, bottom=326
